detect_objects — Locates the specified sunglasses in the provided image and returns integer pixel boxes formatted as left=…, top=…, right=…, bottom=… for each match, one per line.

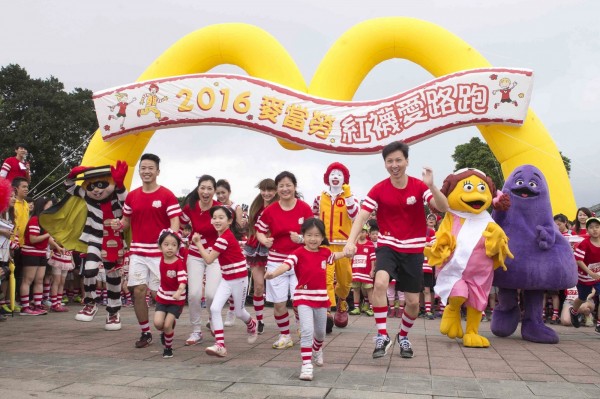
left=86, top=180, right=110, bottom=191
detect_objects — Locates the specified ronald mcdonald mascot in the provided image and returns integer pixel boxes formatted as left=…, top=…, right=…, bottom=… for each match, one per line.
left=312, top=162, right=359, bottom=332
left=41, top=162, right=128, bottom=331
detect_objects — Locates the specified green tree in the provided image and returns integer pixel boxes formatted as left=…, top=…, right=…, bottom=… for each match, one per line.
left=452, top=137, right=571, bottom=190
left=0, top=64, right=98, bottom=198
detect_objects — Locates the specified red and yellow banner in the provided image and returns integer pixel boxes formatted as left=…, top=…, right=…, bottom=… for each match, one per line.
left=93, top=68, right=532, bottom=154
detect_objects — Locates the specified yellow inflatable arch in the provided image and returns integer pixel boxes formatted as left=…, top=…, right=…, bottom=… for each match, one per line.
left=82, top=17, right=575, bottom=216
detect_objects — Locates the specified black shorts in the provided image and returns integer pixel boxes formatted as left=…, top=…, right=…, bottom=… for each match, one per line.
left=155, top=303, right=183, bottom=319
left=22, top=255, right=48, bottom=267
left=423, top=273, right=435, bottom=289
left=375, top=246, right=424, bottom=293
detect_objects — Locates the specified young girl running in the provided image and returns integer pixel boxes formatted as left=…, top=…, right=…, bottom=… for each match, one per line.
left=216, top=179, right=245, bottom=327
left=154, top=230, right=187, bottom=359
left=192, top=206, right=258, bottom=357
left=265, top=218, right=346, bottom=381
left=244, top=178, right=278, bottom=334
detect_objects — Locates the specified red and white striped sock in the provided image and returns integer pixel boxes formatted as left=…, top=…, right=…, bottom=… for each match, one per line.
left=373, top=306, right=388, bottom=336
left=74, top=288, right=81, bottom=297
left=399, top=311, right=417, bottom=338
left=102, top=289, right=107, bottom=302
left=312, top=338, right=323, bottom=352
left=229, top=296, right=235, bottom=312
left=125, top=291, right=132, bottom=302
left=33, top=292, right=43, bottom=306
left=275, top=312, right=290, bottom=335
left=553, top=309, right=558, bottom=317
left=96, top=288, right=102, bottom=298
left=301, top=347, right=312, bottom=365
left=354, top=300, right=360, bottom=308
left=246, top=318, right=257, bottom=332
left=164, top=332, right=174, bottom=349
left=139, top=320, right=150, bottom=333
left=253, top=295, right=264, bottom=322
left=425, top=301, right=431, bottom=313
left=293, top=307, right=299, bottom=325
left=43, top=283, right=50, bottom=300
left=214, top=329, right=225, bottom=346
left=51, top=295, right=59, bottom=307
left=67, top=289, right=74, bottom=299
left=20, top=295, right=30, bottom=308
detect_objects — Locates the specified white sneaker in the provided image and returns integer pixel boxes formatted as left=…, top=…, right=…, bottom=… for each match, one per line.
left=185, top=331, right=203, bottom=346
left=299, top=363, right=313, bottom=381
left=75, top=303, right=98, bottom=322
left=42, top=299, right=52, bottom=308
left=312, top=349, right=324, bottom=366
left=224, top=310, right=236, bottom=327
left=104, top=312, right=122, bottom=331
left=272, top=334, right=293, bottom=349
left=205, top=343, right=227, bottom=357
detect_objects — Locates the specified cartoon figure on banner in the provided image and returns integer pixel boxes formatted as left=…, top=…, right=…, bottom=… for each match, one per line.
left=492, top=77, right=518, bottom=109
left=137, top=83, right=169, bottom=122
left=40, top=161, right=129, bottom=331
left=425, top=168, right=512, bottom=347
left=311, top=162, right=359, bottom=332
left=491, top=165, right=577, bottom=344
left=107, top=93, right=137, bottom=131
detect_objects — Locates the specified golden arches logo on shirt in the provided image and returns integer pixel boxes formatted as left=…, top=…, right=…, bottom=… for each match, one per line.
left=81, top=18, right=576, bottom=216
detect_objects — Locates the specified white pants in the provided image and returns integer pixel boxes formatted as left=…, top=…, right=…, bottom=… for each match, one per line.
left=266, top=260, right=297, bottom=303
left=298, top=305, right=327, bottom=348
left=187, top=255, right=221, bottom=332
left=210, top=276, right=251, bottom=331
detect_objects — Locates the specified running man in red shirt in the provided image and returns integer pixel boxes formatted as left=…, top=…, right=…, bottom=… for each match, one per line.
left=0, top=143, right=30, bottom=183
left=343, top=141, right=448, bottom=359
left=112, top=153, right=182, bottom=348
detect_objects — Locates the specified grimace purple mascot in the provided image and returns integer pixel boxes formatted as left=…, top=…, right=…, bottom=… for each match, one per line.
left=491, top=164, right=577, bottom=343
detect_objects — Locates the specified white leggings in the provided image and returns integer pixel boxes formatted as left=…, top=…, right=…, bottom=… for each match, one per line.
left=298, top=305, right=327, bottom=348
left=210, top=276, right=251, bottom=331
left=187, top=255, right=221, bottom=332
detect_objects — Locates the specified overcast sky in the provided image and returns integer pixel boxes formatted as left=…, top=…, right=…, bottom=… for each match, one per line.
left=1, top=0, right=598, bottom=214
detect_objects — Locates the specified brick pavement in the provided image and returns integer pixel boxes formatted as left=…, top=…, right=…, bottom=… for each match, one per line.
left=1, top=304, right=600, bottom=398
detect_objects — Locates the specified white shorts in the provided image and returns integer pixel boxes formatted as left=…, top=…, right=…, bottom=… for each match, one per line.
left=127, top=254, right=160, bottom=291
left=266, top=260, right=297, bottom=304
left=97, top=268, right=106, bottom=283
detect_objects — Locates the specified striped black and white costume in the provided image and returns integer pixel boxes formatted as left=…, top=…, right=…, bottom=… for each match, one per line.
left=65, top=178, right=126, bottom=315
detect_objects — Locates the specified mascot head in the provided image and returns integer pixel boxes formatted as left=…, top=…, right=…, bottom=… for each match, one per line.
left=323, top=162, right=350, bottom=189
left=441, top=168, right=496, bottom=215
left=75, top=166, right=116, bottom=201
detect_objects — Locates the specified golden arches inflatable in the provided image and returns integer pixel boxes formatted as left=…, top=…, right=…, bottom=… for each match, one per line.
left=82, top=17, right=575, bottom=216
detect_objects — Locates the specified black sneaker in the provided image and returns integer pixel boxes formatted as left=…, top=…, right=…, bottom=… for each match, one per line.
left=570, top=308, right=581, bottom=328
left=162, top=348, right=173, bottom=358
left=397, top=334, right=414, bottom=358
left=135, top=332, right=153, bottom=348
left=160, top=332, right=165, bottom=346
left=372, top=333, right=392, bottom=359
left=326, top=313, right=334, bottom=334
left=257, top=321, right=265, bottom=335
left=595, top=325, right=600, bottom=334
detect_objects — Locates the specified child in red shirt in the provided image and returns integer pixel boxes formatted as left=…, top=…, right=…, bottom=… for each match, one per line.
left=154, top=230, right=187, bottom=358
left=266, top=219, right=346, bottom=381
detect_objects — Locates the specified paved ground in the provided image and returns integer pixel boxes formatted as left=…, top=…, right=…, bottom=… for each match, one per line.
left=1, top=304, right=600, bottom=398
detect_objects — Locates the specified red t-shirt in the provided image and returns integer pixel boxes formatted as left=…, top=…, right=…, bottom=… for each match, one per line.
left=22, top=216, right=48, bottom=257
left=123, top=186, right=182, bottom=257
left=156, top=257, right=188, bottom=306
left=246, top=205, right=265, bottom=248
left=574, top=238, right=600, bottom=285
left=0, top=157, right=29, bottom=182
left=180, top=200, right=220, bottom=257
left=423, top=227, right=437, bottom=274
left=361, top=177, right=433, bottom=253
left=284, top=246, right=335, bottom=308
left=255, top=200, right=314, bottom=263
left=213, top=229, right=248, bottom=281
left=352, top=240, right=376, bottom=284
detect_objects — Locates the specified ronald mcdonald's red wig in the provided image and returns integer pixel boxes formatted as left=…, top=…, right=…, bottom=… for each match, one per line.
left=0, top=177, right=12, bottom=213
left=323, top=162, right=350, bottom=185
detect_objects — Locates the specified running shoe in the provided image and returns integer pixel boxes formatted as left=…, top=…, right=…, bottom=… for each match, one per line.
left=312, top=349, right=324, bottom=367
left=397, top=333, right=414, bottom=358
left=185, top=331, right=203, bottom=346
left=224, top=310, right=236, bottom=327
left=299, top=363, right=313, bottom=381
left=205, top=343, right=227, bottom=357
left=372, top=333, right=392, bottom=358
left=349, top=307, right=361, bottom=316
left=75, top=303, right=97, bottom=322
left=162, top=348, right=173, bottom=358
left=272, top=334, right=293, bottom=349
left=257, top=321, right=265, bottom=335
left=135, top=332, right=153, bottom=348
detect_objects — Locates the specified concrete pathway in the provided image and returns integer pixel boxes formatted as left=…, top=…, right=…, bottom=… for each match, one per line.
left=1, top=304, right=599, bottom=398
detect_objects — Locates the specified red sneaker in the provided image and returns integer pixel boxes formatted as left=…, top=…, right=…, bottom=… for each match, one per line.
left=51, top=304, right=69, bottom=313
left=20, top=306, right=43, bottom=316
